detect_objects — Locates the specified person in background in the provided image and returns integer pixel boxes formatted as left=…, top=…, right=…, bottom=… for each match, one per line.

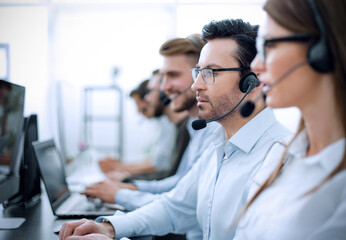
left=232, top=0, right=346, bottom=239
left=81, top=34, right=217, bottom=240
left=59, top=18, right=291, bottom=240
left=129, top=79, right=151, bottom=118
left=99, top=70, right=188, bottom=181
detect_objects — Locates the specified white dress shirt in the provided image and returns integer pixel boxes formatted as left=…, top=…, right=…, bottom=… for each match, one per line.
left=97, top=107, right=291, bottom=240
left=234, top=130, right=346, bottom=240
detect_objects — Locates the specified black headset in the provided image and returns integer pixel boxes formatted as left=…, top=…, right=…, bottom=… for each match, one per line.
left=239, top=71, right=260, bottom=93
left=307, top=0, right=333, bottom=73
left=186, top=35, right=205, bottom=52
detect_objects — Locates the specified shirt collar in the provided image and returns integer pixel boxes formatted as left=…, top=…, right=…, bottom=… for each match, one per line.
left=289, top=130, right=345, bottom=173
left=211, top=125, right=227, bottom=147
left=287, top=130, right=309, bottom=158
left=229, top=107, right=277, bottom=153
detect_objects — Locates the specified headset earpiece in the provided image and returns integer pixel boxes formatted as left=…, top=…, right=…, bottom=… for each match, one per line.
left=307, top=37, right=332, bottom=73
left=239, top=72, right=260, bottom=93
left=307, top=0, right=333, bottom=73
left=159, top=91, right=171, bottom=106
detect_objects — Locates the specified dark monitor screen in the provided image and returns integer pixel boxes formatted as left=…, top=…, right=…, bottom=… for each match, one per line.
left=0, top=80, right=25, bottom=203
left=33, top=140, right=68, bottom=208
left=9, top=114, right=41, bottom=206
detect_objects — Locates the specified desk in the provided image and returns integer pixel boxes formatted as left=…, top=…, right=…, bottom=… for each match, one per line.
left=0, top=192, right=63, bottom=240
left=0, top=152, right=102, bottom=240
left=0, top=155, right=152, bottom=240
left=0, top=191, right=152, bottom=240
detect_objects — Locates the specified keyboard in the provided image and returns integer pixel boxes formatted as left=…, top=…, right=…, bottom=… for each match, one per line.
left=58, top=194, right=101, bottom=212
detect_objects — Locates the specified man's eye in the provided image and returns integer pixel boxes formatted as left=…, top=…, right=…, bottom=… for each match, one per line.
left=204, top=71, right=213, bottom=77
left=168, top=73, right=180, bottom=78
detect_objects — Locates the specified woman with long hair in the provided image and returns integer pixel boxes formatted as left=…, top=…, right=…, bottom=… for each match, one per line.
left=233, top=0, right=346, bottom=239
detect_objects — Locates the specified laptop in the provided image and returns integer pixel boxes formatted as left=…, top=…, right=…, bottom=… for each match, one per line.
left=32, top=139, right=121, bottom=219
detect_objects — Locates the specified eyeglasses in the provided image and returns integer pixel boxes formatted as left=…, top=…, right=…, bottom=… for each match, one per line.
left=256, top=33, right=311, bottom=62
left=191, top=67, right=246, bottom=84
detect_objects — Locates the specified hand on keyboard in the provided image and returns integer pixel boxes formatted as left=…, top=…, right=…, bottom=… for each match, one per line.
left=87, top=197, right=103, bottom=209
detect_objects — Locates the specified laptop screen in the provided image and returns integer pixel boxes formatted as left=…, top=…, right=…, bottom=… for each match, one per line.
left=33, top=140, right=69, bottom=208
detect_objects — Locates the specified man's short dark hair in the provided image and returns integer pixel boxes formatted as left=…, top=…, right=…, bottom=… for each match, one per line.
left=202, top=19, right=258, bottom=76
left=130, top=79, right=149, bottom=100
left=152, top=69, right=160, bottom=76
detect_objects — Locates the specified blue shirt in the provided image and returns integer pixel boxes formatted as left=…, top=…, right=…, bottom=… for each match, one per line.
left=115, top=119, right=219, bottom=211
left=150, top=115, right=177, bottom=171
left=98, top=108, right=291, bottom=240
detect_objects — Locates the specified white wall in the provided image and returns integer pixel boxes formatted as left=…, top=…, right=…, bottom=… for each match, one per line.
left=51, top=3, right=175, bottom=160
left=0, top=6, right=51, bottom=140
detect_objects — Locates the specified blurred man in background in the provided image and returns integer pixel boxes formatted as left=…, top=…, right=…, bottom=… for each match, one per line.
left=98, top=69, right=189, bottom=181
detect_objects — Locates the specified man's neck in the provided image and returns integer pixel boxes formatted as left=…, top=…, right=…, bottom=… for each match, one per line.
left=221, top=103, right=266, bottom=140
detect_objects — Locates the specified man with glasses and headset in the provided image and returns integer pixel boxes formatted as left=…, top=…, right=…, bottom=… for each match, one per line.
left=59, top=18, right=291, bottom=240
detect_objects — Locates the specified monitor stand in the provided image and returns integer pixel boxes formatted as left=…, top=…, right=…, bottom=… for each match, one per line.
left=0, top=217, right=25, bottom=229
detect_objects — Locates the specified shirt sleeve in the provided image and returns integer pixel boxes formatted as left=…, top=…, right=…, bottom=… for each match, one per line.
left=133, top=173, right=181, bottom=194
left=115, top=188, right=160, bottom=211
left=100, top=159, right=202, bottom=239
left=150, top=117, right=177, bottom=171
left=115, top=174, right=183, bottom=211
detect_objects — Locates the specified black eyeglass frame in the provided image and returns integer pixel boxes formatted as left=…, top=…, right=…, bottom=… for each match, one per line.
left=191, top=67, right=247, bottom=84
left=256, top=33, right=312, bottom=61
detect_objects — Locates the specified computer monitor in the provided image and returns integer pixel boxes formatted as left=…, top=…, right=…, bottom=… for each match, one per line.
left=0, top=80, right=25, bottom=229
left=7, top=114, right=41, bottom=207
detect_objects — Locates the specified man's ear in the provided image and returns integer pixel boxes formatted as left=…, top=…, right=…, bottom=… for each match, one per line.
left=239, top=72, right=260, bottom=93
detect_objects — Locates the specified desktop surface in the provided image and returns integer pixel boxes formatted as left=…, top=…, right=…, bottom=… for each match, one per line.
left=0, top=149, right=151, bottom=240
left=0, top=150, right=100, bottom=240
left=0, top=192, right=61, bottom=240
left=0, top=190, right=152, bottom=240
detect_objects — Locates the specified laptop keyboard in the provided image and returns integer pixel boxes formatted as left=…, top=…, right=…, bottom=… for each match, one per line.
left=58, top=194, right=102, bottom=212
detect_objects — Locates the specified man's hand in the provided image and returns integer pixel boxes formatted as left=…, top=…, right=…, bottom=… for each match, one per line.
left=98, top=157, right=122, bottom=173
left=82, top=179, right=121, bottom=203
left=106, top=170, right=131, bottom=182
left=65, top=233, right=112, bottom=240
left=59, top=219, right=115, bottom=240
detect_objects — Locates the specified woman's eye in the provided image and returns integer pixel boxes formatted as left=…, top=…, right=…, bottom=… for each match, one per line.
left=265, top=41, right=276, bottom=48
